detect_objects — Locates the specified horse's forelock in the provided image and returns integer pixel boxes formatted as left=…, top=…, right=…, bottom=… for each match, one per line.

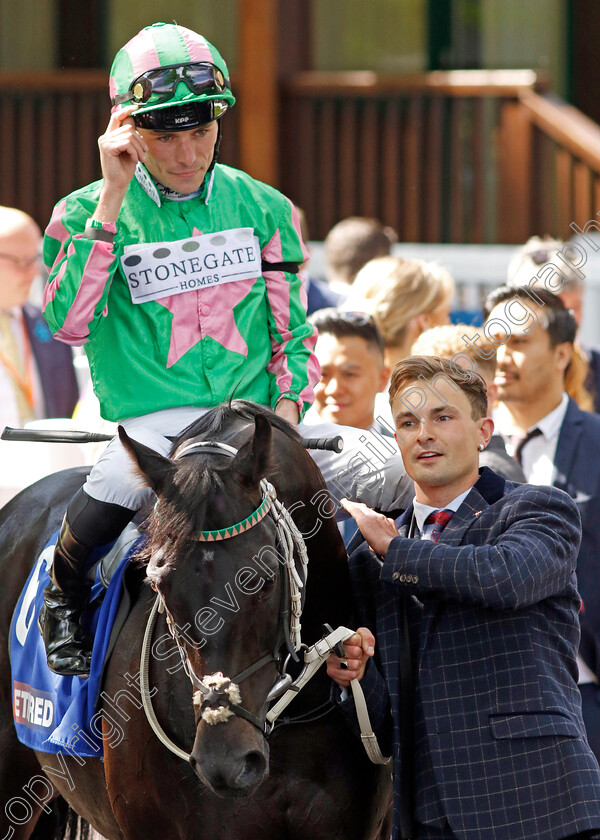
left=172, top=400, right=301, bottom=454
left=143, top=401, right=302, bottom=572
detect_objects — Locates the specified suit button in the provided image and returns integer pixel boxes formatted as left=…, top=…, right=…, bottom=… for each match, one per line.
left=399, top=574, right=407, bottom=583
left=392, top=571, right=399, bottom=580
left=412, top=575, right=419, bottom=584
left=406, top=574, right=414, bottom=583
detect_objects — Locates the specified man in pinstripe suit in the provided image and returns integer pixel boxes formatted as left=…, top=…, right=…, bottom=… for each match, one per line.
left=328, top=355, right=600, bottom=840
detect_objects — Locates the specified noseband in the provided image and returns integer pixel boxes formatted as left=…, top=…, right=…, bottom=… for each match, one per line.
left=143, top=438, right=309, bottom=740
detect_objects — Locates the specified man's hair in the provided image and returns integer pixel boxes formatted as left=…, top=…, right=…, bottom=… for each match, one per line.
left=324, top=217, right=397, bottom=285
left=309, top=308, right=385, bottom=357
left=411, top=324, right=497, bottom=381
left=345, top=257, right=454, bottom=348
left=483, top=285, right=577, bottom=347
left=389, top=355, right=488, bottom=420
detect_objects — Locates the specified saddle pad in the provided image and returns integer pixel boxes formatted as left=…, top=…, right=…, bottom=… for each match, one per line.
left=10, top=532, right=142, bottom=756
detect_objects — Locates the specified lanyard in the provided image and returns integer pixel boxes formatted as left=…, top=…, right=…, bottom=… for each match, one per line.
left=0, top=312, right=34, bottom=410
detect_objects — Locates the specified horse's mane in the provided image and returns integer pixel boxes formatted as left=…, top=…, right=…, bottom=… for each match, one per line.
left=172, top=399, right=301, bottom=453
left=143, top=401, right=301, bottom=573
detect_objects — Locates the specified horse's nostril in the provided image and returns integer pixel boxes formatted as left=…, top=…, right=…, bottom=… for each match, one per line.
left=240, top=750, right=267, bottom=783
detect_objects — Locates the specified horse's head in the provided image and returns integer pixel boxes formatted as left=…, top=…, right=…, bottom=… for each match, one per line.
left=120, top=410, right=309, bottom=797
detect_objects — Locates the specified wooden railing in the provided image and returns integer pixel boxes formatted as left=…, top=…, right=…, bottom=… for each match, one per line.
left=2, top=68, right=600, bottom=245
left=281, top=70, right=600, bottom=242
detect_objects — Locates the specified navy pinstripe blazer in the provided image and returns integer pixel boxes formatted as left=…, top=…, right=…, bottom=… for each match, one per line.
left=344, top=467, right=600, bottom=840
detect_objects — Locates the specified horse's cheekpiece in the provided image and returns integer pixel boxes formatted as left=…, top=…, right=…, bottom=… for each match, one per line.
left=9, top=529, right=142, bottom=756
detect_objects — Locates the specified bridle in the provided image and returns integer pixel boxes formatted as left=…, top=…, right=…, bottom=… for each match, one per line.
left=139, top=435, right=390, bottom=767
left=143, top=439, right=309, bottom=738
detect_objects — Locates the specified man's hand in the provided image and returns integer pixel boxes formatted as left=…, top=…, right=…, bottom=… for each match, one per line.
left=327, top=627, right=375, bottom=688
left=342, top=498, right=399, bottom=557
left=97, top=106, right=149, bottom=196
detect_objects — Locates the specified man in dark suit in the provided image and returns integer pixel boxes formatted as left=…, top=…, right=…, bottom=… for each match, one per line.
left=0, top=206, right=78, bottom=428
left=486, top=285, right=600, bottom=768
left=328, top=355, right=600, bottom=840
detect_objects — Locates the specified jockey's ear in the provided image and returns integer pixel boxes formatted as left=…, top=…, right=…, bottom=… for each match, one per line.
left=118, top=425, right=176, bottom=494
left=232, top=412, right=273, bottom=487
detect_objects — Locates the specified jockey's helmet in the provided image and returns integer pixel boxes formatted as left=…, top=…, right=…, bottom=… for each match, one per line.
left=109, top=22, right=235, bottom=132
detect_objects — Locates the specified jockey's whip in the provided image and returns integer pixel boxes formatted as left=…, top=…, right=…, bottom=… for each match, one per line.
left=1, top=426, right=344, bottom=452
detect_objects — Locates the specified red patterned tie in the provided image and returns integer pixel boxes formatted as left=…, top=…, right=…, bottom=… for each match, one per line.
left=424, top=509, right=453, bottom=542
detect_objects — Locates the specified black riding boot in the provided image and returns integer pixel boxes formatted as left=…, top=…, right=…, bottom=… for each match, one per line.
left=39, top=489, right=134, bottom=677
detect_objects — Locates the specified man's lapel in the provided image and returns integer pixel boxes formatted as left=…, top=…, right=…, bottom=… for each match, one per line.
left=396, top=506, right=413, bottom=538
left=553, top=398, right=583, bottom=492
left=437, top=467, right=505, bottom=545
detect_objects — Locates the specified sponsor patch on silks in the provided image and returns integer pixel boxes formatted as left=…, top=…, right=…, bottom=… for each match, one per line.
left=121, top=228, right=261, bottom=304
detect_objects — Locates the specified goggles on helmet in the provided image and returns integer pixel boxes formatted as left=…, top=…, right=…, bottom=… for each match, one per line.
left=112, top=61, right=230, bottom=108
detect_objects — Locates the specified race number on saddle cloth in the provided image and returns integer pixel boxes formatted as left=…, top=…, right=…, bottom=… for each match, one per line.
left=10, top=532, right=140, bottom=756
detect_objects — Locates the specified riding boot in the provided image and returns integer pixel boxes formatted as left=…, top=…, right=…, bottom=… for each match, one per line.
left=39, top=489, right=135, bottom=677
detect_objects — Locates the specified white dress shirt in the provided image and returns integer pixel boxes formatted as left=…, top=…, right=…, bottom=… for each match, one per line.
left=494, top=392, right=569, bottom=485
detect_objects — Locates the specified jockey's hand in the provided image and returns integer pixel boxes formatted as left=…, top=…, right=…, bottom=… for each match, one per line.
left=327, top=627, right=375, bottom=688
left=98, top=105, right=148, bottom=194
left=275, top=399, right=300, bottom=425
left=341, top=498, right=399, bottom=557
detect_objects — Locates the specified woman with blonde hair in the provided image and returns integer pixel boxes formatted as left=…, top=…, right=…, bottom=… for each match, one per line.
left=344, top=255, right=455, bottom=369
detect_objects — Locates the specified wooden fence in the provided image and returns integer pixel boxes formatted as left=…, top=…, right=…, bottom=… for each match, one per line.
left=2, top=68, right=600, bottom=244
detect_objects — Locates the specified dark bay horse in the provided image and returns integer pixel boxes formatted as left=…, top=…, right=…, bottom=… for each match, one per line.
left=0, top=401, right=391, bottom=839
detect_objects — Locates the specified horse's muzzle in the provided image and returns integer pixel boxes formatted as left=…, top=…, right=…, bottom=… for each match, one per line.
left=189, top=721, right=269, bottom=796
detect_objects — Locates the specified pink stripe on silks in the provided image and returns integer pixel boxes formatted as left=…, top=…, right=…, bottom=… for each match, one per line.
left=124, top=28, right=161, bottom=77
left=50, top=242, right=115, bottom=346
left=298, top=334, right=320, bottom=409
left=44, top=199, right=69, bottom=271
left=109, top=76, right=118, bottom=110
left=42, top=259, right=67, bottom=308
left=263, top=229, right=294, bottom=395
left=289, top=204, right=311, bottom=311
left=289, top=203, right=310, bottom=264
left=179, top=29, right=214, bottom=64
left=297, top=268, right=309, bottom=311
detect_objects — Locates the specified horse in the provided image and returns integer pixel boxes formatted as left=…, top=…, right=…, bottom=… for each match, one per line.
left=0, top=401, right=392, bottom=840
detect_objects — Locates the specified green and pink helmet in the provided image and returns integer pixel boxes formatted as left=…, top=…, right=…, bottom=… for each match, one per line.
left=109, top=22, right=236, bottom=132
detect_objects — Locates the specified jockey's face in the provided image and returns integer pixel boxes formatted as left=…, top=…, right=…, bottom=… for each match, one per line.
left=138, top=121, right=219, bottom=194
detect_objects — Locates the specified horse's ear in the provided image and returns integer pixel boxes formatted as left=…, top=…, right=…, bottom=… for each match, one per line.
left=118, top=426, right=177, bottom=494
left=232, top=413, right=272, bottom=485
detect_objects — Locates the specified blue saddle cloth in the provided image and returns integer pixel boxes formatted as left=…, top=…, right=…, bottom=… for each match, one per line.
left=10, top=532, right=142, bottom=757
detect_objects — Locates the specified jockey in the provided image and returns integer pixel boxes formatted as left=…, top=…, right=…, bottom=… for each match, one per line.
left=40, top=22, right=319, bottom=677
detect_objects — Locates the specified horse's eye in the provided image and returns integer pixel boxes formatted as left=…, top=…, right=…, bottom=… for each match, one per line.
left=151, top=547, right=167, bottom=568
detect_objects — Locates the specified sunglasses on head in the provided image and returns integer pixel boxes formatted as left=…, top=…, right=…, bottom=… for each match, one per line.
left=112, top=62, right=229, bottom=108
left=525, top=248, right=561, bottom=266
left=337, top=311, right=375, bottom=327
